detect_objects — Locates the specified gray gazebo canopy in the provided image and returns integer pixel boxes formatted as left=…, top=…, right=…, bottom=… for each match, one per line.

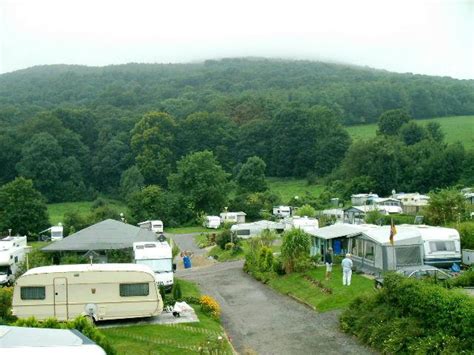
left=42, top=219, right=159, bottom=252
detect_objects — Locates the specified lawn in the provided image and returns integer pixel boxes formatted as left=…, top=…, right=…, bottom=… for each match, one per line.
left=101, top=279, right=232, bottom=355
left=267, top=177, right=325, bottom=203
left=346, top=115, right=474, bottom=150
left=268, top=265, right=374, bottom=312
left=166, top=226, right=219, bottom=234
left=47, top=199, right=127, bottom=225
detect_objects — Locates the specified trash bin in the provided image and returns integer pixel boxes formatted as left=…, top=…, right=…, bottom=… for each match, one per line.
left=183, top=255, right=192, bottom=269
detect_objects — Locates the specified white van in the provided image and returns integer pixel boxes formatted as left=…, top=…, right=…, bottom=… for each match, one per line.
left=0, top=236, right=28, bottom=286
left=138, top=220, right=164, bottom=233
left=204, top=216, right=221, bottom=229
left=133, top=242, right=173, bottom=290
left=12, top=264, right=163, bottom=322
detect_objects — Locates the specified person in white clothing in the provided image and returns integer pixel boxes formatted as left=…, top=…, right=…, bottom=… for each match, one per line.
left=341, top=253, right=353, bottom=286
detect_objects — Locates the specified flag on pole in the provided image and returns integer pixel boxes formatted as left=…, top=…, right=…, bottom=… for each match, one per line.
left=389, top=218, right=397, bottom=245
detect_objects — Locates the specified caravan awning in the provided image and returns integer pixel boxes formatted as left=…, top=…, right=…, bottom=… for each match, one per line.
left=307, top=223, right=371, bottom=240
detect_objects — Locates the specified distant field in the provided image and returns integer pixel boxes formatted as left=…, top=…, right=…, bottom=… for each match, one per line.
left=346, top=115, right=474, bottom=150
left=47, top=200, right=127, bottom=224
left=267, top=178, right=324, bottom=203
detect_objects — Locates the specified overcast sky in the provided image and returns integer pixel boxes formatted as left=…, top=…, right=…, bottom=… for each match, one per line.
left=1, top=0, right=473, bottom=79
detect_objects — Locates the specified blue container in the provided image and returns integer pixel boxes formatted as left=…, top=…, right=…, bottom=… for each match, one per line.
left=183, top=255, right=192, bottom=269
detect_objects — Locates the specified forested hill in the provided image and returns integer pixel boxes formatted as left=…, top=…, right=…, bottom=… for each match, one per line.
left=1, top=58, right=473, bottom=125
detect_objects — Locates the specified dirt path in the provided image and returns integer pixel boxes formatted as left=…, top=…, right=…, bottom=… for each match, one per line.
left=172, top=234, right=372, bottom=354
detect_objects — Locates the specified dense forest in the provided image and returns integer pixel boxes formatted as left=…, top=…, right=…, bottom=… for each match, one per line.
left=0, top=58, right=473, bottom=225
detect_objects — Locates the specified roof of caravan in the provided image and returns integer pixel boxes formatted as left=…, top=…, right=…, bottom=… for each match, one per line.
left=42, top=219, right=158, bottom=252
left=221, top=211, right=246, bottom=216
left=362, top=225, right=421, bottom=245
left=0, top=325, right=104, bottom=353
left=309, top=223, right=374, bottom=239
left=231, top=220, right=285, bottom=230
left=410, top=225, right=460, bottom=241
left=23, top=263, right=154, bottom=276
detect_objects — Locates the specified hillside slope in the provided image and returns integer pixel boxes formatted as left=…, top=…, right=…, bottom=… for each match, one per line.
left=1, top=58, right=473, bottom=125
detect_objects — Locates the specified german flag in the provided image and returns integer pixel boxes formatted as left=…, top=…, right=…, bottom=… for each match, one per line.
left=389, top=218, right=397, bottom=246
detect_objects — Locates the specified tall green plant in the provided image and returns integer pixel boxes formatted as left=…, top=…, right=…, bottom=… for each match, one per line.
left=280, top=229, right=311, bottom=273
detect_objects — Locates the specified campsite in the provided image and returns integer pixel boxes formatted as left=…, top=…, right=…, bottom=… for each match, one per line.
left=1, top=1, right=474, bottom=353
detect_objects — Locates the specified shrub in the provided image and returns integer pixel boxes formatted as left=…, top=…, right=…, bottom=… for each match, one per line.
left=258, top=247, right=273, bottom=272
left=172, top=281, right=182, bottom=301
left=455, top=221, right=474, bottom=249
left=200, top=295, right=221, bottom=319
left=159, top=284, right=166, bottom=302
left=224, top=242, right=234, bottom=250
left=216, top=229, right=233, bottom=249
left=280, top=229, right=311, bottom=273
left=272, top=257, right=286, bottom=275
left=0, top=287, right=14, bottom=322
left=296, top=204, right=316, bottom=217
left=449, top=270, right=474, bottom=288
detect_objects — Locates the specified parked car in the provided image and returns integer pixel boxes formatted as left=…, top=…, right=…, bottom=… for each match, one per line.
left=374, top=265, right=452, bottom=288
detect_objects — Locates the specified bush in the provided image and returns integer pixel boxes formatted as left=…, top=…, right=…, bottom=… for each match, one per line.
left=272, top=257, right=286, bottom=275
left=13, top=316, right=116, bottom=355
left=448, top=270, right=474, bottom=288
left=0, top=287, right=14, bottom=322
left=224, top=242, right=234, bottom=250
left=280, top=229, right=311, bottom=274
left=455, top=221, right=474, bottom=249
left=200, top=295, right=221, bottom=319
left=216, top=229, right=233, bottom=249
left=340, top=273, right=474, bottom=353
left=172, top=281, right=182, bottom=301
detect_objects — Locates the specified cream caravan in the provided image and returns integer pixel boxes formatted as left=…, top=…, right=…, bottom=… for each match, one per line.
left=12, top=264, right=163, bottom=322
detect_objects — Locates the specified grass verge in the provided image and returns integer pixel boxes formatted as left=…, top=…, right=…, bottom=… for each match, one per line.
left=268, top=265, right=374, bottom=312
left=101, top=278, right=232, bottom=355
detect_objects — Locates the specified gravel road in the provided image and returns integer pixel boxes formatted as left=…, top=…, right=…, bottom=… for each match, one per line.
left=177, top=259, right=373, bottom=355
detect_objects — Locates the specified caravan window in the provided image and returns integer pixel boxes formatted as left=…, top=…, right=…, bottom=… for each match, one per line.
left=429, top=241, right=455, bottom=252
left=364, top=241, right=375, bottom=261
left=120, top=283, right=149, bottom=297
left=236, top=229, right=250, bottom=236
left=21, top=286, right=46, bottom=300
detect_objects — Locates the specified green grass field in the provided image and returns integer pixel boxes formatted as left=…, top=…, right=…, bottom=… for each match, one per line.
left=47, top=200, right=128, bottom=224
left=101, top=279, right=232, bottom=355
left=267, top=177, right=324, bottom=203
left=346, top=115, right=474, bottom=150
left=268, top=265, right=374, bottom=312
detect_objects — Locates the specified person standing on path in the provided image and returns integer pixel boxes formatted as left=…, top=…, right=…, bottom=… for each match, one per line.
left=324, top=247, right=333, bottom=280
left=341, top=253, right=353, bottom=286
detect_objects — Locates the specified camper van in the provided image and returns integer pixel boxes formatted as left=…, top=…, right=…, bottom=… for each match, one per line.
left=133, top=241, right=173, bottom=290
left=204, top=216, right=221, bottom=229
left=416, top=225, right=461, bottom=267
left=0, top=236, right=28, bottom=286
left=138, top=220, right=164, bottom=234
left=12, top=264, right=163, bottom=322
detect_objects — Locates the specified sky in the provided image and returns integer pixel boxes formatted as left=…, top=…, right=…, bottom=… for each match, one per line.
left=0, top=0, right=473, bottom=79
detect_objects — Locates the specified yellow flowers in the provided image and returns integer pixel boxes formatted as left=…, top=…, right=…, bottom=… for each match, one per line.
left=200, top=295, right=221, bottom=319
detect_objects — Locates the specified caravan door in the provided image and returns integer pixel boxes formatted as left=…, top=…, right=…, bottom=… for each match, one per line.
left=53, top=277, right=68, bottom=320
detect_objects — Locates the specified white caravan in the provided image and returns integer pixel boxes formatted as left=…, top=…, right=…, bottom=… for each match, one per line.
left=138, top=220, right=164, bottom=233
left=39, top=224, right=64, bottom=242
left=12, top=264, right=163, bottom=322
left=0, top=236, right=28, bottom=286
left=133, top=241, right=173, bottom=290
left=273, top=206, right=291, bottom=218
left=0, top=325, right=106, bottom=355
left=204, top=216, right=221, bottom=229
left=415, top=225, right=461, bottom=267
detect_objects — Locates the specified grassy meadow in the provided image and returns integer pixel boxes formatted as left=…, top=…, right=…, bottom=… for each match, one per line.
left=47, top=200, right=128, bottom=224
left=346, top=115, right=474, bottom=150
left=267, top=177, right=324, bottom=203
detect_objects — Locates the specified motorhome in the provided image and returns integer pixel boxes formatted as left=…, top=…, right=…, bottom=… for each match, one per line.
left=133, top=241, right=173, bottom=290
left=220, top=211, right=246, bottom=224
left=12, top=264, right=163, bottom=322
left=138, top=220, right=164, bottom=233
left=230, top=220, right=285, bottom=239
left=416, top=225, right=461, bottom=267
left=204, top=216, right=221, bottom=229
left=273, top=206, right=291, bottom=218
left=0, top=236, right=28, bottom=286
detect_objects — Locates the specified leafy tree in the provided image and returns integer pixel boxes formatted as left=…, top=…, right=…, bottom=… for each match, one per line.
left=236, top=156, right=267, bottom=193
left=0, top=177, right=49, bottom=236
left=169, top=151, right=229, bottom=214
left=377, top=109, right=411, bottom=136
left=63, top=210, right=90, bottom=235
left=130, top=112, right=177, bottom=186
left=230, top=191, right=281, bottom=219
left=399, top=121, right=426, bottom=145
left=296, top=204, right=316, bottom=217
left=119, top=165, right=145, bottom=199
left=280, top=229, right=311, bottom=273
left=425, top=188, right=469, bottom=225
left=425, top=121, right=445, bottom=142
left=0, top=133, right=20, bottom=185
left=236, top=119, right=273, bottom=163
